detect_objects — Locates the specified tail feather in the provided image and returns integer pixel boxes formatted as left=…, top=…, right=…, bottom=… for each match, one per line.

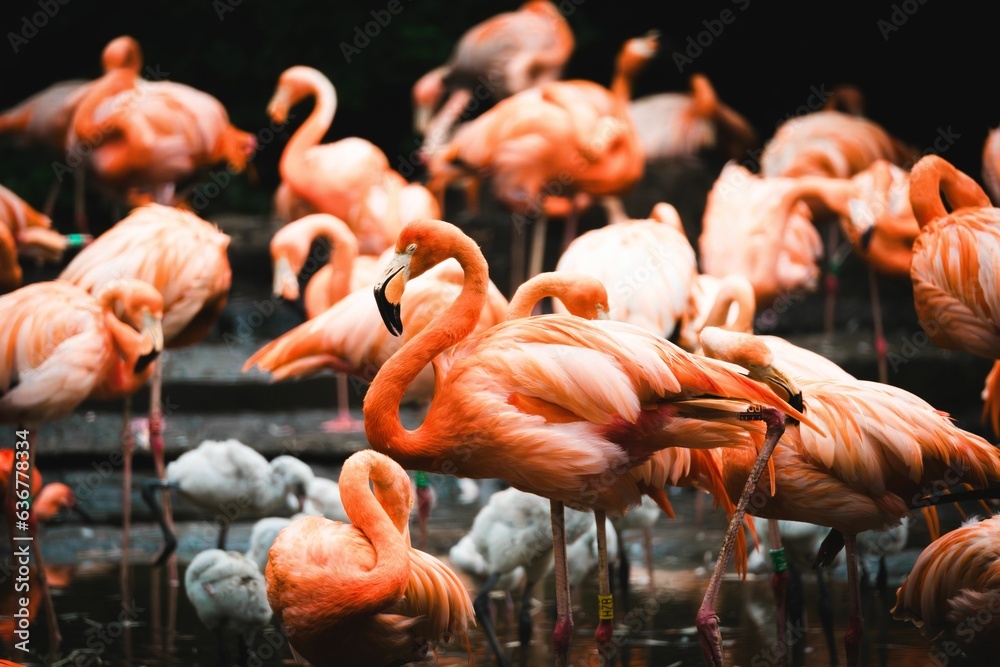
left=243, top=319, right=353, bottom=381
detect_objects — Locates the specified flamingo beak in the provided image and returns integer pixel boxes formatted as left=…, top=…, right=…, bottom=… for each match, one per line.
left=273, top=256, right=299, bottom=300
left=267, top=89, right=290, bottom=124
left=596, top=305, right=612, bottom=321
left=143, top=310, right=165, bottom=355
left=753, top=365, right=803, bottom=416
left=374, top=253, right=410, bottom=336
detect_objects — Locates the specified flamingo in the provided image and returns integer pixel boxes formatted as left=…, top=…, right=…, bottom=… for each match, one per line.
left=245, top=516, right=293, bottom=573
left=184, top=548, right=273, bottom=666
left=891, top=514, right=1000, bottom=663
left=426, top=32, right=657, bottom=290
left=59, top=202, right=232, bottom=585
left=906, top=155, right=1000, bottom=437
left=268, top=213, right=387, bottom=432
left=265, top=449, right=474, bottom=667
left=0, top=278, right=163, bottom=653
left=365, top=218, right=814, bottom=666
left=698, top=326, right=1000, bottom=667
left=553, top=202, right=697, bottom=339
left=414, top=0, right=574, bottom=155
left=0, top=35, right=144, bottom=225
left=299, top=476, right=349, bottom=522
left=0, top=183, right=89, bottom=293
left=698, top=161, right=825, bottom=307
left=268, top=66, right=439, bottom=253
left=982, top=126, right=1000, bottom=205
left=677, top=274, right=756, bottom=355
left=796, top=160, right=921, bottom=381
left=628, top=73, right=758, bottom=164
left=142, top=438, right=314, bottom=562
left=66, top=39, right=257, bottom=221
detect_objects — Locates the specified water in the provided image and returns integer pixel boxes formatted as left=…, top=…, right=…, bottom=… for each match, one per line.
left=0, top=479, right=969, bottom=667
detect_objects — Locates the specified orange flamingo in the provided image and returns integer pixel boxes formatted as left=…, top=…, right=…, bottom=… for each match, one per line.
left=268, top=66, right=439, bottom=254
left=906, top=155, right=1000, bottom=437
left=267, top=213, right=386, bottom=431
left=365, top=218, right=813, bottom=665
left=265, top=449, right=474, bottom=667
left=0, top=183, right=90, bottom=293
left=553, top=202, right=696, bottom=338
left=628, top=73, right=758, bottom=163
left=698, top=326, right=1000, bottom=667
left=0, top=36, right=143, bottom=225
left=892, top=514, right=1000, bottom=663
left=67, top=38, right=256, bottom=222
left=982, top=125, right=1000, bottom=205
left=800, top=160, right=921, bottom=381
left=414, top=0, right=574, bottom=154
left=0, top=278, right=163, bottom=653
left=60, top=203, right=231, bottom=584
left=698, top=162, right=825, bottom=307
left=426, top=32, right=657, bottom=289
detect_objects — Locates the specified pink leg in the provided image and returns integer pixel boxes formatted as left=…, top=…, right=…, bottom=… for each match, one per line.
left=844, top=534, right=863, bottom=667
left=321, top=374, right=365, bottom=433
left=120, top=396, right=134, bottom=605
left=768, top=520, right=789, bottom=664
left=697, top=408, right=786, bottom=667
left=594, top=509, right=615, bottom=663
left=74, top=166, right=89, bottom=234
left=149, top=360, right=178, bottom=588
left=824, top=222, right=841, bottom=335
left=868, top=265, right=888, bottom=384
left=550, top=500, right=573, bottom=667
left=42, top=178, right=62, bottom=218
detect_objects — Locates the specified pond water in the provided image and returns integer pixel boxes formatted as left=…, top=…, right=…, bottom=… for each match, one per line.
left=0, top=479, right=975, bottom=667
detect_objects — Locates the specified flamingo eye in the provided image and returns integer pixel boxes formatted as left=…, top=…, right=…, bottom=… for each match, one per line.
left=406, top=243, right=417, bottom=254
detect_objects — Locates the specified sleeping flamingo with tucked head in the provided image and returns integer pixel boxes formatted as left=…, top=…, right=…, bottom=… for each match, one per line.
left=364, top=218, right=814, bottom=666
left=265, top=449, right=474, bottom=667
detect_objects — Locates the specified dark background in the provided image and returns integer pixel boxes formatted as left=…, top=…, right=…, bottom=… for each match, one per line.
left=0, top=0, right=995, bottom=227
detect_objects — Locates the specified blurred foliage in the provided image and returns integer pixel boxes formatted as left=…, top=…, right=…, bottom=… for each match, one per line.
left=0, top=0, right=997, bottom=232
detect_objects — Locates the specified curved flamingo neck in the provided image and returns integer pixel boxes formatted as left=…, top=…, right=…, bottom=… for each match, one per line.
left=610, top=49, right=651, bottom=103
left=364, top=230, right=489, bottom=468
left=337, top=451, right=409, bottom=608
left=0, top=224, right=21, bottom=290
left=72, top=68, right=139, bottom=145
left=305, top=215, right=358, bottom=306
left=506, top=273, right=596, bottom=319
left=909, top=156, right=991, bottom=229
left=704, top=277, right=755, bottom=333
left=280, top=72, right=337, bottom=183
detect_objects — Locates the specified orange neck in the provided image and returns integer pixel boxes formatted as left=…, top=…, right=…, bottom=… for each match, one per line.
left=72, top=68, right=139, bottom=145
left=909, top=156, right=991, bottom=228
left=307, top=215, right=359, bottom=308
left=280, top=73, right=336, bottom=184
left=0, top=224, right=22, bottom=291
left=363, top=230, right=489, bottom=468
left=507, top=272, right=604, bottom=320
left=703, top=276, right=755, bottom=334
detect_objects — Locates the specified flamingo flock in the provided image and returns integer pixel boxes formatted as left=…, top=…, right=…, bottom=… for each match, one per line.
left=1, top=6, right=1000, bottom=667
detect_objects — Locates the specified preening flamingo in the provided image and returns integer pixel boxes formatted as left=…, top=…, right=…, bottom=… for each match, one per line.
left=67, top=38, right=256, bottom=222
left=426, top=32, right=657, bottom=289
left=60, top=202, right=231, bottom=583
left=0, top=278, right=164, bottom=652
left=698, top=326, right=1000, bottom=667
left=629, top=73, right=758, bottom=163
left=698, top=162, right=824, bottom=307
left=143, top=438, right=314, bottom=562
left=414, top=0, right=574, bottom=154
left=265, top=449, right=474, bottom=667
left=0, top=35, right=144, bottom=225
left=267, top=213, right=386, bottom=431
left=892, top=514, right=1000, bottom=663
left=906, top=155, right=1000, bottom=436
left=184, top=549, right=273, bottom=666
left=268, top=66, right=439, bottom=253
left=553, top=202, right=696, bottom=339
left=365, top=218, right=813, bottom=666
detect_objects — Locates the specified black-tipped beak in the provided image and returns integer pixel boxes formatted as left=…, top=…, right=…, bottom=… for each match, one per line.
left=788, top=391, right=804, bottom=415
left=374, top=260, right=407, bottom=337
left=859, top=226, right=874, bottom=251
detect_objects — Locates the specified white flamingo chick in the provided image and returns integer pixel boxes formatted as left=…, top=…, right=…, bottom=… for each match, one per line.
left=245, top=516, right=293, bottom=573
left=185, top=549, right=273, bottom=665
left=297, top=476, right=349, bottom=523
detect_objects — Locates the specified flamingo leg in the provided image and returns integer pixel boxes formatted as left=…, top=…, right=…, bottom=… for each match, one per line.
left=74, top=165, right=89, bottom=234
left=867, top=265, right=888, bottom=384
left=510, top=218, right=527, bottom=298
left=594, top=509, right=615, bottom=663
left=474, top=572, right=509, bottom=667
left=844, top=534, right=863, bottom=667
left=148, top=359, right=179, bottom=587
left=550, top=499, right=573, bottom=667
left=560, top=204, right=579, bottom=254
left=642, top=525, right=655, bottom=595
left=528, top=214, right=548, bottom=282
left=120, top=396, right=134, bottom=608
left=518, top=575, right=538, bottom=667
left=823, top=221, right=840, bottom=335
left=767, top=520, right=789, bottom=659
left=320, top=373, right=365, bottom=433
left=42, top=178, right=62, bottom=218
left=697, top=407, right=786, bottom=667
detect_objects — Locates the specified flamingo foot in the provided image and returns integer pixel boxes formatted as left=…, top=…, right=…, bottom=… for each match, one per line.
left=845, top=613, right=862, bottom=667
left=596, top=618, right=614, bottom=663
left=320, top=415, right=365, bottom=433
left=552, top=614, right=573, bottom=666
left=696, top=604, right=723, bottom=667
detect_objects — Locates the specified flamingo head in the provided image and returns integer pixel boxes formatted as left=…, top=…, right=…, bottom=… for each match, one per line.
left=100, top=279, right=165, bottom=368
left=268, top=66, right=330, bottom=124
left=101, top=35, right=143, bottom=74
left=412, top=66, right=447, bottom=135
left=699, top=327, right=803, bottom=414
left=617, top=30, right=660, bottom=79
left=270, top=456, right=315, bottom=512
